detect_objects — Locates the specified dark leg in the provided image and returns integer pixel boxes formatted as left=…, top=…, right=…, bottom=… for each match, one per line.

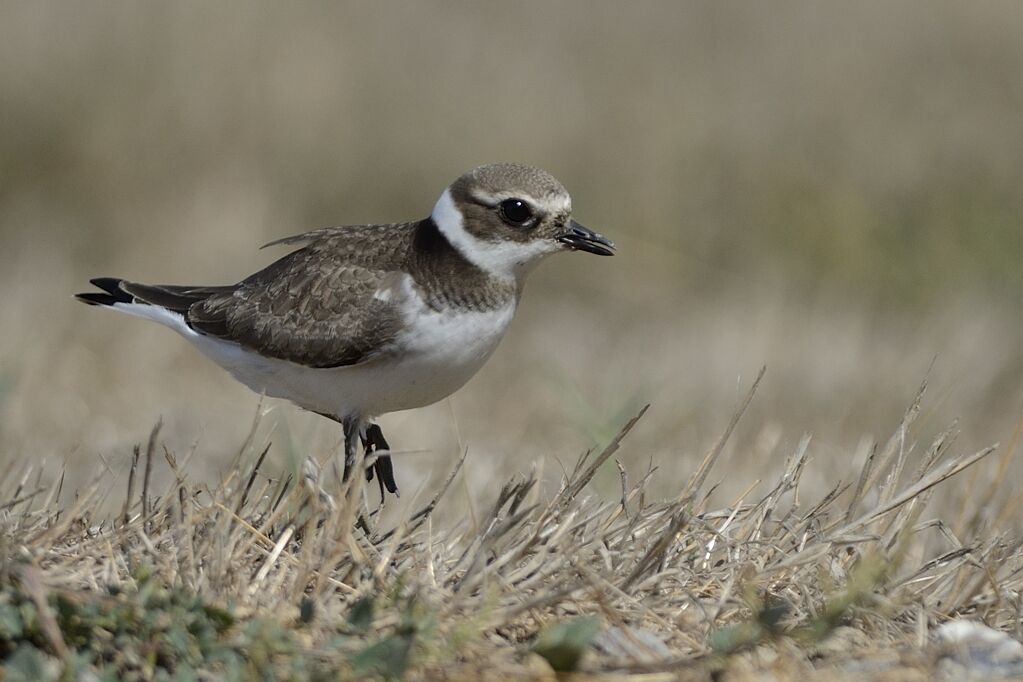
left=362, top=423, right=399, bottom=499
left=341, top=417, right=360, bottom=483
left=359, top=430, right=382, bottom=502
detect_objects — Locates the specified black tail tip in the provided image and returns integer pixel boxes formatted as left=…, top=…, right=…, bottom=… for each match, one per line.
left=76, top=277, right=131, bottom=306
left=89, top=277, right=127, bottom=295
left=75, top=292, right=117, bottom=306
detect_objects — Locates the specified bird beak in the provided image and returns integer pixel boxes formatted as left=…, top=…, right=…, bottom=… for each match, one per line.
left=557, top=220, right=616, bottom=256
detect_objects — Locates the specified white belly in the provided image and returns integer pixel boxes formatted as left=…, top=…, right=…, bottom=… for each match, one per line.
left=111, top=296, right=516, bottom=419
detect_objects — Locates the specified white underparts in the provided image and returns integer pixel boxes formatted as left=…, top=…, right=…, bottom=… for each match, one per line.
left=431, top=189, right=559, bottom=281
left=108, top=284, right=516, bottom=420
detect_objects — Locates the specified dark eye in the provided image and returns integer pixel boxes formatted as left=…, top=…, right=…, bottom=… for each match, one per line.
left=499, top=198, right=533, bottom=226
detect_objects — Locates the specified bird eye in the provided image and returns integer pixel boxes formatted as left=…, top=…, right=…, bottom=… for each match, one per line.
left=499, top=199, right=533, bottom=226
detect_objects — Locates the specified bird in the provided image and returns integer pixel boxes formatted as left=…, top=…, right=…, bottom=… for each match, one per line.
left=76, top=163, right=615, bottom=499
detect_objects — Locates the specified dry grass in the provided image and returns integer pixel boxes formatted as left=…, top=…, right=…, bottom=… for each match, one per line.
left=3, top=374, right=1021, bottom=680
left=3, top=1, right=1023, bottom=499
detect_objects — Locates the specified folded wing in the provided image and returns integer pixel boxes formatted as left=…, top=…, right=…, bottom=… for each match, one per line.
left=80, top=224, right=415, bottom=369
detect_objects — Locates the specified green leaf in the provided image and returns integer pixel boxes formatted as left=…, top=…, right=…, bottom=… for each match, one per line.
left=298, top=596, right=315, bottom=625
left=531, top=615, right=601, bottom=672
left=202, top=604, right=235, bottom=632
left=756, top=598, right=789, bottom=631
left=0, top=601, right=24, bottom=639
left=3, top=643, right=58, bottom=682
left=349, top=627, right=415, bottom=679
left=708, top=621, right=766, bottom=655
left=347, top=596, right=374, bottom=633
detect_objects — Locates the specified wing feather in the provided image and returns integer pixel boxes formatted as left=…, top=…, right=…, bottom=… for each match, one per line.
left=187, top=223, right=415, bottom=368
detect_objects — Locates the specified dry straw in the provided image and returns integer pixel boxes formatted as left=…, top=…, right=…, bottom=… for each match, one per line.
left=1, top=373, right=1020, bottom=679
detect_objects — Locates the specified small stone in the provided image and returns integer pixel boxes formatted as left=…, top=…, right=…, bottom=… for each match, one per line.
left=932, top=620, right=1023, bottom=680
left=593, top=625, right=671, bottom=664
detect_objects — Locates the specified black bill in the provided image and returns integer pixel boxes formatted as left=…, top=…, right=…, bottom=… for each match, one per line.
left=557, top=220, right=616, bottom=256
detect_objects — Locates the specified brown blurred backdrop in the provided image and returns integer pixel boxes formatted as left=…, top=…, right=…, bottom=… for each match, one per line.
left=2, top=2, right=1022, bottom=516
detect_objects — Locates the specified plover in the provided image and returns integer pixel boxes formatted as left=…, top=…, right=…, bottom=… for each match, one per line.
left=77, top=163, right=615, bottom=498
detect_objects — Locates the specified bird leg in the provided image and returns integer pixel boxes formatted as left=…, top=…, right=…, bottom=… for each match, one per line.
left=361, top=423, right=399, bottom=500
left=341, top=416, right=361, bottom=483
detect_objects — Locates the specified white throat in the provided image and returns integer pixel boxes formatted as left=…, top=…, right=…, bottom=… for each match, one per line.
left=431, top=189, right=558, bottom=281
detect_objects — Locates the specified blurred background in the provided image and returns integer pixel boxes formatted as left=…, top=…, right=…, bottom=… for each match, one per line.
left=2, top=1, right=1022, bottom=520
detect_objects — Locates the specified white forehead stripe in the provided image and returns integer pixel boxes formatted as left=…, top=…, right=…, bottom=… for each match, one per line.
left=431, top=188, right=560, bottom=280
left=469, top=189, right=572, bottom=214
